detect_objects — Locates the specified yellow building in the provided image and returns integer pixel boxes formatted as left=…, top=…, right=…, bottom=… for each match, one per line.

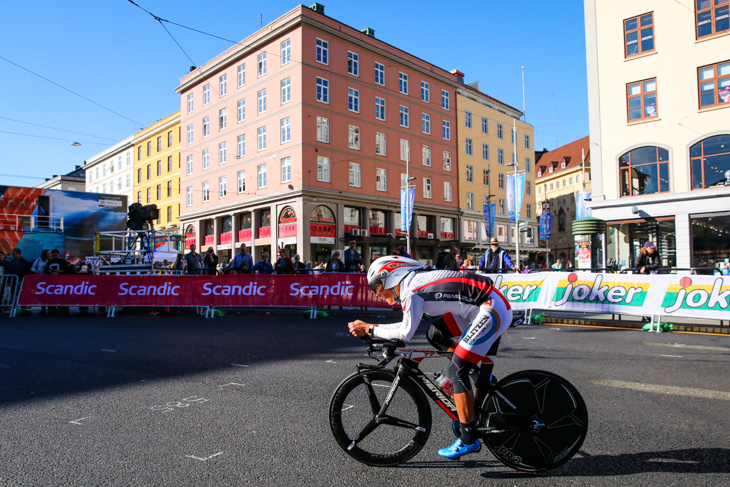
left=132, top=112, right=181, bottom=231
left=455, top=76, right=537, bottom=266
left=535, top=136, right=591, bottom=267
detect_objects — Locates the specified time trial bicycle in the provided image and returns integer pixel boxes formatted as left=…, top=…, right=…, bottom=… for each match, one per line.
left=329, top=335, right=588, bottom=471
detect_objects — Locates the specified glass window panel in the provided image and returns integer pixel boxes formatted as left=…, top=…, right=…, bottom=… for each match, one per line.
left=621, top=169, right=631, bottom=196
left=628, top=83, right=641, bottom=95
left=697, top=0, right=712, bottom=10
left=631, top=163, right=659, bottom=195
left=631, top=146, right=659, bottom=165
left=628, top=97, right=642, bottom=108
left=700, top=67, right=715, bottom=80
left=643, top=80, right=656, bottom=92
left=629, top=108, right=642, bottom=120
left=692, top=158, right=704, bottom=189
left=640, top=14, right=653, bottom=26
left=717, top=6, right=730, bottom=32
left=718, top=62, right=730, bottom=76
left=619, top=155, right=630, bottom=166
left=659, top=163, right=670, bottom=192
left=704, top=153, right=730, bottom=186
left=691, top=142, right=702, bottom=158
left=625, top=18, right=637, bottom=30
left=703, top=134, right=730, bottom=155
left=658, top=148, right=670, bottom=161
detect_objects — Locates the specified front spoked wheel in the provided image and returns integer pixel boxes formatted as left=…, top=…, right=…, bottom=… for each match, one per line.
left=329, top=369, right=432, bottom=466
left=480, top=370, right=588, bottom=472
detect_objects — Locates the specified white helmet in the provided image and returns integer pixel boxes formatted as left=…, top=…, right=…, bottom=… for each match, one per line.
left=367, top=256, right=424, bottom=294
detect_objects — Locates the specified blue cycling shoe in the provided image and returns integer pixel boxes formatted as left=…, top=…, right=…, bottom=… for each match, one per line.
left=437, top=439, right=481, bottom=459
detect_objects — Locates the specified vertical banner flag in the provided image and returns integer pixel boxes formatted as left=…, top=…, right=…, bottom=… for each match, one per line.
left=539, top=213, right=545, bottom=241
left=507, top=174, right=526, bottom=222
left=545, top=212, right=552, bottom=240
left=575, top=192, right=592, bottom=220
left=490, top=203, right=496, bottom=238
left=400, top=188, right=416, bottom=232
left=483, top=203, right=492, bottom=238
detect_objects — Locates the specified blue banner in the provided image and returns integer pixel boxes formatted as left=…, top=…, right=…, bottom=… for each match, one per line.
left=400, top=188, right=415, bottom=232
left=545, top=212, right=552, bottom=240
left=483, top=203, right=491, bottom=238
left=539, top=213, right=545, bottom=241
left=507, top=173, right=526, bottom=222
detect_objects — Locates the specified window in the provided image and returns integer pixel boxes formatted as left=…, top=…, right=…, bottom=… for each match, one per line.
left=620, top=146, right=669, bottom=196
left=348, top=88, right=360, bottom=112
left=399, top=72, right=408, bottom=94
left=167, top=131, right=172, bottom=148
left=257, top=126, right=267, bottom=151
left=698, top=61, right=730, bottom=109
left=237, top=134, right=245, bottom=157
left=146, top=164, right=151, bottom=180
left=317, top=156, right=330, bottom=182
left=421, top=81, right=430, bottom=102
left=219, top=108, right=227, bottom=130
left=281, top=78, right=291, bottom=104
left=691, top=134, right=730, bottom=189
left=237, top=170, right=246, bottom=193
left=466, top=164, right=474, bottom=183
left=316, top=38, right=328, bottom=64
left=400, top=139, right=410, bottom=162
left=376, top=168, right=387, bottom=192
left=627, top=78, right=658, bottom=121
left=442, top=90, right=450, bottom=110
left=219, top=74, right=227, bottom=96
left=281, top=39, right=291, bottom=65
left=498, top=149, right=504, bottom=165
left=526, top=180, right=532, bottom=195
left=348, top=125, right=360, bottom=150
left=156, top=160, right=162, bottom=176
left=237, top=99, right=245, bottom=122
left=316, top=116, right=329, bottom=143
left=258, top=89, right=267, bottom=114
left=467, top=192, right=474, bottom=210
left=444, top=181, right=452, bottom=202
left=281, top=117, right=291, bottom=143
left=136, top=190, right=140, bottom=203
left=219, top=142, right=227, bottom=164
left=166, top=206, right=172, bottom=223
left=348, top=51, right=359, bottom=76
left=219, top=176, right=227, bottom=198
left=399, top=105, right=409, bottom=127
left=237, top=63, right=245, bottom=87
left=375, top=97, right=386, bottom=120
left=203, top=84, right=210, bottom=105
left=443, top=151, right=452, bottom=171
left=118, top=177, right=122, bottom=191
left=499, top=198, right=505, bottom=214
left=257, top=164, right=267, bottom=188
left=126, top=174, right=130, bottom=187
left=442, top=120, right=451, bottom=140
left=349, top=162, right=361, bottom=187
left=281, top=157, right=291, bottom=183
left=186, top=186, right=193, bottom=206
left=136, top=168, right=141, bottom=183
left=187, top=155, right=193, bottom=175
left=481, top=117, right=488, bottom=134
left=187, top=93, right=193, bottom=114
left=202, top=116, right=210, bottom=137
left=316, top=77, right=329, bottom=103
left=126, top=152, right=131, bottom=166
left=498, top=173, right=505, bottom=189
left=147, top=141, right=152, bottom=156
left=482, top=143, right=489, bottom=160
left=202, top=148, right=209, bottom=170
left=202, top=182, right=209, bottom=202
left=524, top=134, right=530, bottom=149
left=422, top=145, right=431, bottom=166
left=526, top=204, right=532, bottom=219
left=624, top=13, right=655, bottom=57
left=257, top=52, right=267, bottom=77
left=497, top=123, right=503, bottom=139
left=465, top=111, right=472, bottom=128
left=374, top=62, right=385, bottom=85
left=138, top=146, right=142, bottom=160
left=376, top=132, right=387, bottom=156
left=423, top=178, right=432, bottom=199
left=421, top=113, right=430, bottom=134
left=465, top=138, right=473, bottom=156
left=696, top=0, right=730, bottom=39
left=483, top=168, right=490, bottom=186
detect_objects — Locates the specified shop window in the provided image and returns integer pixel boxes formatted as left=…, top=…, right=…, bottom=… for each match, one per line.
left=619, top=146, right=670, bottom=196
left=690, top=134, right=730, bottom=189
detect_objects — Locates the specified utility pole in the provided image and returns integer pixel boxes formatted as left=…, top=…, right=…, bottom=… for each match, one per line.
left=403, top=147, right=415, bottom=257
left=513, top=119, right=520, bottom=269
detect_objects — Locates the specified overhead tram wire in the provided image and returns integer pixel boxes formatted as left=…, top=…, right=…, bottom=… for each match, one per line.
left=0, top=130, right=108, bottom=145
left=0, top=116, right=119, bottom=142
left=0, top=55, right=142, bottom=127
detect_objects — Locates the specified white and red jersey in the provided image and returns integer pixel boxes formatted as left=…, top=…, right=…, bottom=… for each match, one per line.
left=372, top=270, right=511, bottom=343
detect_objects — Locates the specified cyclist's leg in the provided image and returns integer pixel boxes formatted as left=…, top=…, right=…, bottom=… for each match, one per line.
left=426, top=313, right=462, bottom=351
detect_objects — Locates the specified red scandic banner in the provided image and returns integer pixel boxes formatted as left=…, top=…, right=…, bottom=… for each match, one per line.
left=18, top=274, right=391, bottom=308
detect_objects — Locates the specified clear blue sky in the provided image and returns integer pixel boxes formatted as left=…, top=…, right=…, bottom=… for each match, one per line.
left=0, top=0, right=587, bottom=188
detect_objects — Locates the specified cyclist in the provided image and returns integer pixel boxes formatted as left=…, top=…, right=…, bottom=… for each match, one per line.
left=348, top=255, right=512, bottom=460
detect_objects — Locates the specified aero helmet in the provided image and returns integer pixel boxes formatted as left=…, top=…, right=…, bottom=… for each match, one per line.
left=367, top=256, right=424, bottom=294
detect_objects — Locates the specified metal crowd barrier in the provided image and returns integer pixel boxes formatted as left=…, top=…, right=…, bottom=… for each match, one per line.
left=0, top=274, right=20, bottom=318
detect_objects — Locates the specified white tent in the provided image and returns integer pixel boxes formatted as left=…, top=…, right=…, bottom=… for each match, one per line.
left=152, top=243, right=180, bottom=264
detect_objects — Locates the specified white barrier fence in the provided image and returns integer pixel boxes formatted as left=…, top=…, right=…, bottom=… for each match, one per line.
left=1, top=275, right=20, bottom=317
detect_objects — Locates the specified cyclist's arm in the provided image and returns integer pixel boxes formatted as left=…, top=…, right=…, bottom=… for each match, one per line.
left=371, top=294, right=424, bottom=342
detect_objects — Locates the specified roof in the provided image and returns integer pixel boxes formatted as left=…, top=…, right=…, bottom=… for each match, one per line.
left=535, top=136, right=590, bottom=179
left=458, top=82, right=524, bottom=118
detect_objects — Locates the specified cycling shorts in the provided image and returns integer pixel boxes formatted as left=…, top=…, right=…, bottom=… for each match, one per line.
left=454, top=294, right=512, bottom=365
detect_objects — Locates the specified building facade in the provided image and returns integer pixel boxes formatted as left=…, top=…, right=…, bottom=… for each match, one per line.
left=585, top=0, right=730, bottom=272
left=84, top=136, right=135, bottom=202
left=37, top=165, right=86, bottom=192
left=535, top=136, right=591, bottom=267
left=455, top=79, right=537, bottom=267
left=176, top=4, right=461, bottom=266
left=132, top=112, right=181, bottom=231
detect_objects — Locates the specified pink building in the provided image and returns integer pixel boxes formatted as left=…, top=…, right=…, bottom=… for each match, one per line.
left=177, top=4, right=460, bottom=266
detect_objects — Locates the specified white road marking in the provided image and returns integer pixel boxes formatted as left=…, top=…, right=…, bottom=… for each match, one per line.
left=326, top=359, right=336, bottom=363
left=522, top=337, right=536, bottom=340
left=101, top=349, right=116, bottom=353
left=659, top=354, right=682, bottom=358
left=645, top=342, right=730, bottom=353
left=230, top=363, right=249, bottom=367
left=69, top=417, right=92, bottom=425
left=591, top=379, right=730, bottom=401
left=185, top=452, right=223, bottom=462
left=219, top=383, right=245, bottom=388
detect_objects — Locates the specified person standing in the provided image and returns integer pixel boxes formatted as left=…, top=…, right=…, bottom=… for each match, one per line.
left=31, top=249, right=50, bottom=275
left=344, top=240, right=363, bottom=272
left=253, top=252, right=274, bottom=274
left=293, top=254, right=306, bottom=274
left=6, top=248, right=31, bottom=280
left=203, top=247, right=219, bottom=275
left=184, top=244, right=203, bottom=275
left=479, top=237, right=519, bottom=273
left=397, top=244, right=412, bottom=259
left=275, top=248, right=294, bottom=274
left=228, top=244, right=254, bottom=274
left=326, top=251, right=345, bottom=272
left=441, top=246, right=458, bottom=270
left=44, top=249, right=71, bottom=315
left=635, top=241, right=661, bottom=274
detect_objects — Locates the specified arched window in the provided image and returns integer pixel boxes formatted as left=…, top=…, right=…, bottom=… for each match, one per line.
left=619, top=146, right=669, bottom=196
left=690, top=134, right=730, bottom=189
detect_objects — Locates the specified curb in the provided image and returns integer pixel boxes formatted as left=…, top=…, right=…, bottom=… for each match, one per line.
left=540, top=316, right=730, bottom=335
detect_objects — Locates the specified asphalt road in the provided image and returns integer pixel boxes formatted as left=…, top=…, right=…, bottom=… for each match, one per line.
left=1, top=309, right=729, bottom=486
